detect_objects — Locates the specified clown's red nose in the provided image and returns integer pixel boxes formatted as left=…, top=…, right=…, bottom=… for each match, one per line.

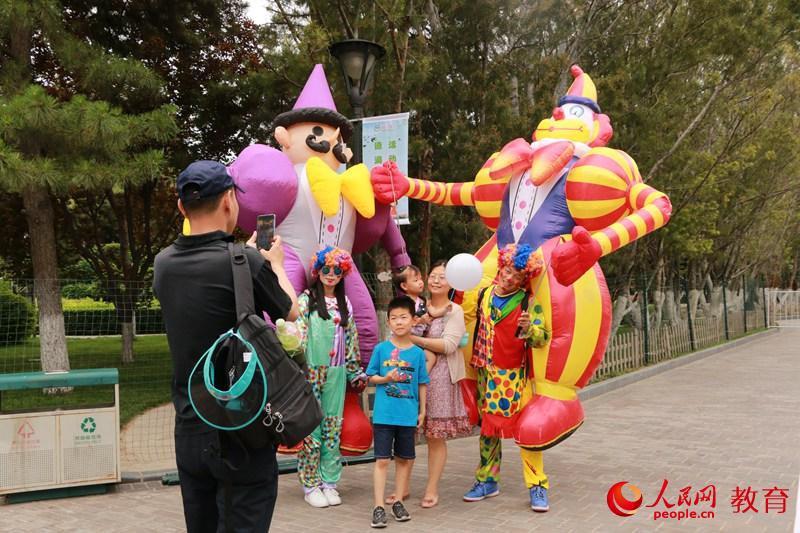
left=552, top=107, right=565, bottom=120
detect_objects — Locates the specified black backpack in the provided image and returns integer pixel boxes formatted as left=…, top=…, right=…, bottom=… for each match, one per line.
left=189, top=243, right=322, bottom=449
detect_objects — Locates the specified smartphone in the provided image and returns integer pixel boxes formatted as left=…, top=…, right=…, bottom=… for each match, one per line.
left=256, top=214, right=275, bottom=250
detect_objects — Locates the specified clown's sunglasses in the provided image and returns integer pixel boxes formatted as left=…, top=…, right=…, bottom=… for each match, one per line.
left=321, top=266, right=343, bottom=276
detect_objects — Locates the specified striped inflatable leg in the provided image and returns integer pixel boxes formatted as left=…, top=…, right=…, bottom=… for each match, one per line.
left=513, top=236, right=612, bottom=450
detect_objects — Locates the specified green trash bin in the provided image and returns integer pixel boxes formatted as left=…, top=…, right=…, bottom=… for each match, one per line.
left=0, top=369, right=121, bottom=498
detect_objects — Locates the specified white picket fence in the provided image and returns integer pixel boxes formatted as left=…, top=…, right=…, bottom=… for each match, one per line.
left=592, top=307, right=769, bottom=382
left=766, top=289, right=800, bottom=327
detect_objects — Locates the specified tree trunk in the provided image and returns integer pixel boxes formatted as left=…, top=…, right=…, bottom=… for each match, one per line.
left=121, top=322, right=135, bottom=364
left=663, top=289, right=679, bottom=325
left=22, top=184, right=70, bottom=373
left=652, top=264, right=665, bottom=327
left=609, top=281, right=637, bottom=339
left=709, top=286, right=723, bottom=318
left=652, top=289, right=664, bottom=328
left=788, top=253, right=798, bottom=289
left=629, top=295, right=643, bottom=329
left=510, top=76, right=520, bottom=117
left=726, top=287, right=741, bottom=311
left=609, top=293, right=631, bottom=339
left=113, top=290, right=137, bottom=364
left=111, top=189, right=136, bottom=363
left=698, top=274, right=712, bottom=317
left=688, top=289, right=702, bottom=319
left=375, top=251, right=392, bottom=309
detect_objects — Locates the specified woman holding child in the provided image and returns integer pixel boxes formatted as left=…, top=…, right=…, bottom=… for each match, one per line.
left=390, top=260, right=471, bottom=508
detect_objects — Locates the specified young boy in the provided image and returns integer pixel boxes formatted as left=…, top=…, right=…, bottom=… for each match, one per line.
left=366, top=296, right=430, bottom=528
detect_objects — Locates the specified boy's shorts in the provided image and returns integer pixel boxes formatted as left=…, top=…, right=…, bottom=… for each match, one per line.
left=373, top=423, right=416, bottom=460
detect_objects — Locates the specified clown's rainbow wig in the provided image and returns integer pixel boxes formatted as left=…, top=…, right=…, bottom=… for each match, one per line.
left=311, top=246, right=353, bottom=278
left=497, top=243, right=544, bottom=283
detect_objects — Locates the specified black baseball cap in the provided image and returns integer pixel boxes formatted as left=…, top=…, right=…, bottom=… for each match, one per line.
left=177, top=160, right=244, bottom=204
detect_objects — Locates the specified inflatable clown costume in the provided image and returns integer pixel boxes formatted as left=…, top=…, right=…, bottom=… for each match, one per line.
left=371, top=65, right=672, bottom=453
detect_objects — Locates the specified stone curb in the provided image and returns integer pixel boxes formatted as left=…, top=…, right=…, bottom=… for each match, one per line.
left=121, top=470, right=176, bottom=483
left=120, top=328, right=779, bottom=484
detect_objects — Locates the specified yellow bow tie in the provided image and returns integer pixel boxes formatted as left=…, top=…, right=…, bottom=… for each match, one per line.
left=306, top=157, right=375, bottom=218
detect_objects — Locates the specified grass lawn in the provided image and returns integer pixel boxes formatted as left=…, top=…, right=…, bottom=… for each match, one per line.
left=0, top=335, right=172, bottom=426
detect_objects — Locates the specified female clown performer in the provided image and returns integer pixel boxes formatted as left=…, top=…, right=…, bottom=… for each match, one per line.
left=295, top=246, right=366, bottom=508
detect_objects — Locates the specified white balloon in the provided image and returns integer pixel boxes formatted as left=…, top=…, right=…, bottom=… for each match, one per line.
left=445, top=253, right=483, bottom=291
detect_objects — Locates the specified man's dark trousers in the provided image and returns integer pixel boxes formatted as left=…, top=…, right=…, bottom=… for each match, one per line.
left=176, top=431, right=278, bottom=533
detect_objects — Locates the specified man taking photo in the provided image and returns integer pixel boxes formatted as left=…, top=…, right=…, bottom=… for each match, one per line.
left=154, top=160, right=299, bottom=532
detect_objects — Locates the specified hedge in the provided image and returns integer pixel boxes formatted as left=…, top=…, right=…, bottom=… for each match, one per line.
left=0, top=282, right=36, bottom=345
left=63, top=298, right=115, bottom=311
left=61, top=308, right=165, bottom=336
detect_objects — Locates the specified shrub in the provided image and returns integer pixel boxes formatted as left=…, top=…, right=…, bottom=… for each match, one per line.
left=0, top=281, right=36, bottom=345
left=61, top=282, right=100, bottom=299
left=62, top=298, right=115, bottom=311
left=61, top=307, right=165, bottom=336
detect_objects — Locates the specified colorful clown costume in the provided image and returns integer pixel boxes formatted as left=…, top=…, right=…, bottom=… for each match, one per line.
left=295, top=248, right=363, bottom=497
left=371, top=65, right=672, bottom=451
left=471, top=278, right=550, bottom=491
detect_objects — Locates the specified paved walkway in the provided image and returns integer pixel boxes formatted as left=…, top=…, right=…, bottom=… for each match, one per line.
left=3, top=329, right=798, bottom=532
left=120, top=403, right=175, bottom=473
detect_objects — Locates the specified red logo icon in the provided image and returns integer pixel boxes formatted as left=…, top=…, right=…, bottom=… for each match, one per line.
left=17, top=421, right=35, bottom=439
left=607, top=481, right=643, bottom=517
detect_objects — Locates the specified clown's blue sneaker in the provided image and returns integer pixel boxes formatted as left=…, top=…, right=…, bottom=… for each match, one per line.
left=530, top=485, right=549, bottom=512
left=463, top=480, right=500, bottom=502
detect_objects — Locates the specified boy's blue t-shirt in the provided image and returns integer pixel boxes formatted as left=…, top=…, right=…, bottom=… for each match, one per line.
left=366, top=340, right=430, bottom=427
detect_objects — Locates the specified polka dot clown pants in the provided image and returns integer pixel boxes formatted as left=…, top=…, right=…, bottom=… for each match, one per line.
left=474, top=366, right=549, bottom=489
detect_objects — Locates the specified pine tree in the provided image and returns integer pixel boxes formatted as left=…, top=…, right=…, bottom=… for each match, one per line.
left=0, top=1, right=177, bottom=367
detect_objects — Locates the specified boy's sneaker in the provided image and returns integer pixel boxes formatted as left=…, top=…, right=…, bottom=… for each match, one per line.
left=371, top=506, right=388, bottom=528
left=529, top=485, right=549, bottom=512
left=391, top=500, right=411, bottom=521
left=304, top=487, right=329, bottom=508
left=463, top=480, right=500, bottom=502
left=323, top=487, right=341, bottom=506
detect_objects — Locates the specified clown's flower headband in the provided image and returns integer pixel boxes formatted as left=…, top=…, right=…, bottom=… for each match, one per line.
left=311, top=246, right=353, bottom=278
left=497, top=243, right=544, bottom=281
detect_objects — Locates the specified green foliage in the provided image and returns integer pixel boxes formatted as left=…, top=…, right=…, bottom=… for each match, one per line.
left=60, top=283, right=99, bottom=299
left=62, top=298, right=114, bottom=311
left=58, top=0, right=274, bottom=162
left=0, top=281, right=36, bottom=345
left=58, top=308, right=164, bottom=336
left=0, top=85, right=177, bottom=192
left=2, top=0, right=799, bottom=291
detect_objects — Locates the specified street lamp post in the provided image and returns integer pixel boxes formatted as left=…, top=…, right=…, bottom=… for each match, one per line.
left=329, top=39, right=386, bottom=165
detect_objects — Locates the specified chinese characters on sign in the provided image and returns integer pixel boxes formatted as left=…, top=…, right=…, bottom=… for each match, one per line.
left=609, top=479, right=790, bottom=521
left=731, top=486, right=789, bottom=514
left=645, top=479, right=717, bottom=520
left=361, top=113, right=410, bottom=225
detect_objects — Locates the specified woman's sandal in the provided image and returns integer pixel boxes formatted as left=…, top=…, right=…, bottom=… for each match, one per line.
left=385, top=493, right=410, bottom=505
left=420, top=494, right=439, bottom=508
